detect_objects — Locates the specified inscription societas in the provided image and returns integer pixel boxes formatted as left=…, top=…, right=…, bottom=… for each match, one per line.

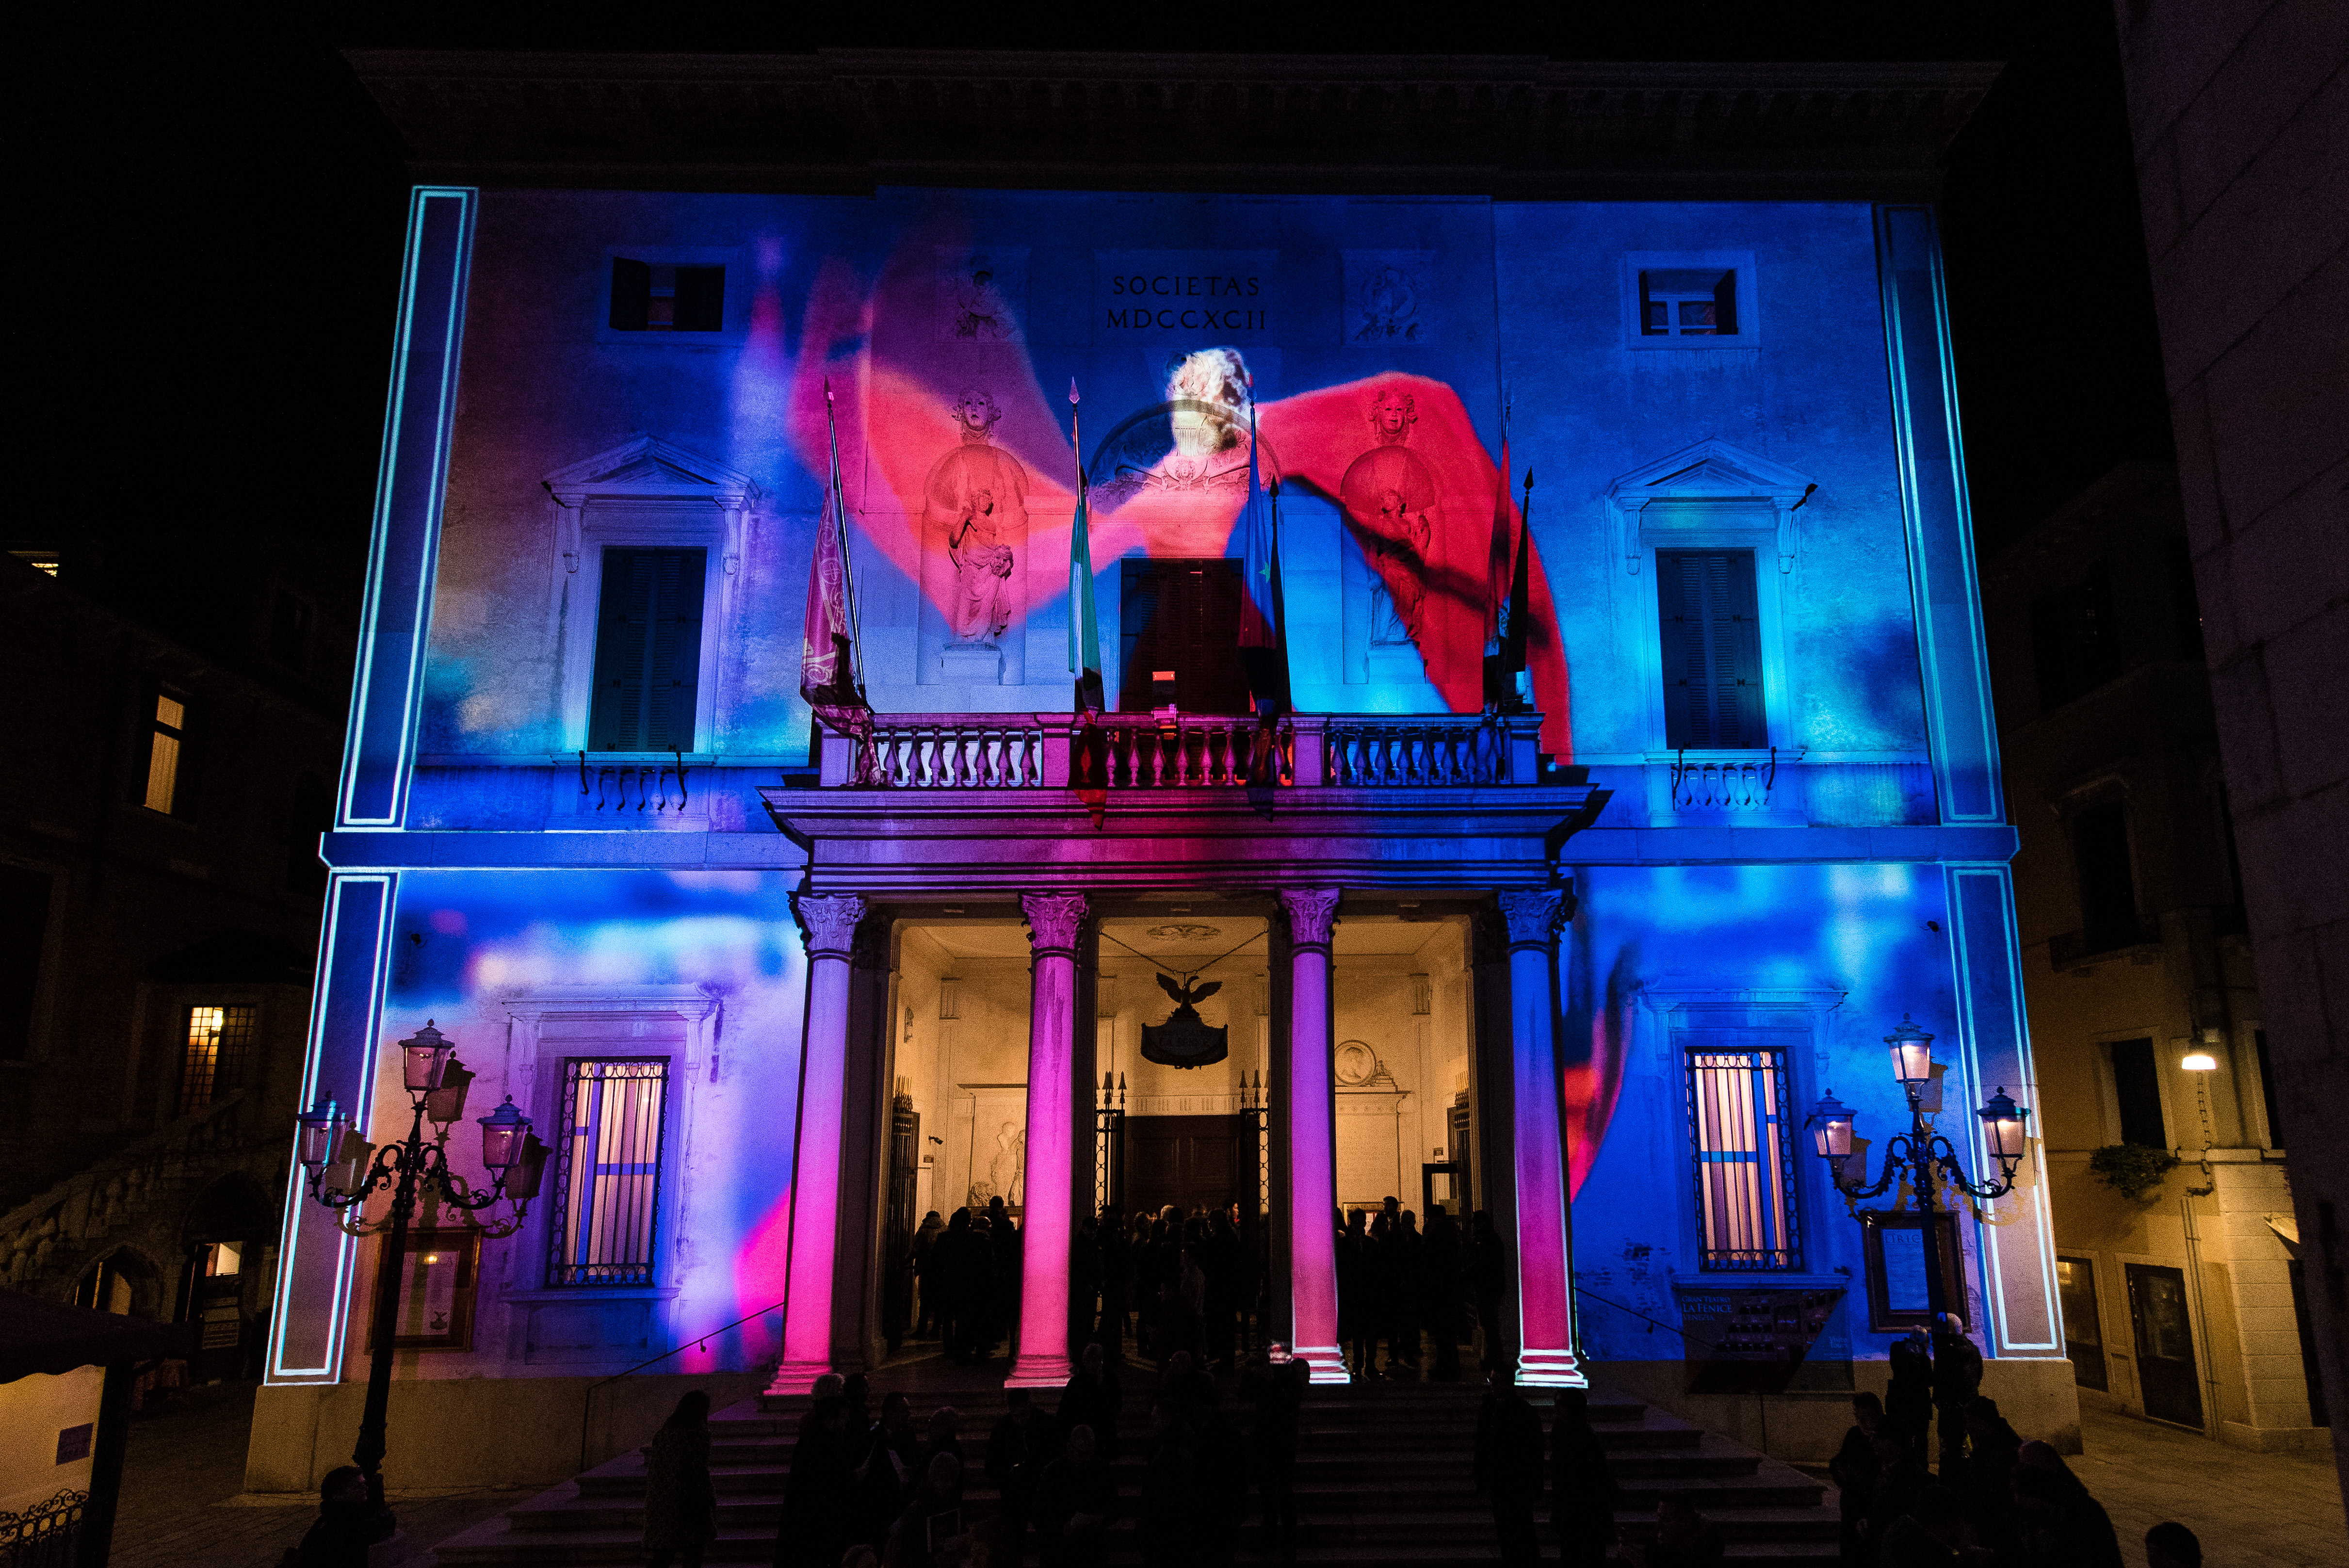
left=1102, top=269, right=1268, bottom=332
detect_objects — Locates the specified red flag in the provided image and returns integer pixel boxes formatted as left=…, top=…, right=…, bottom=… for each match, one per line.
left=800, top=381, right=873, bottom=753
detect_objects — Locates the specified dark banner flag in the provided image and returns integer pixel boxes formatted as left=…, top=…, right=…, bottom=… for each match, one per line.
left=799, top=380, right=874, bottom=760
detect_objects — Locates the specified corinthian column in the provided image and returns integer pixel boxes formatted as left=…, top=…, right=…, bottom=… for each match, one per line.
left=1497, top=888, right=1586, bottom=1388
left=1008, top=892, right=1088, bottom=1388
left=1279, top=888, right=1350, bottom=1385
left=770, top=892, right=868, bottom=1395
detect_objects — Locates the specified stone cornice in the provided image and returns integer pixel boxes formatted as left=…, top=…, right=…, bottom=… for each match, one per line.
left=343, top=49, right=1999, bottom=199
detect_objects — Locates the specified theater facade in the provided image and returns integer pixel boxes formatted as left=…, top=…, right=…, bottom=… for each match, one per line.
left=251, top=53, right=2072, bottom=1487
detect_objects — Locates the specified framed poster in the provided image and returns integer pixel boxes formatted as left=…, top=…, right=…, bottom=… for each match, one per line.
left=368, top=1229, right=481, bottom=1351
left=1859, top=1210, right=1964, bottom=1331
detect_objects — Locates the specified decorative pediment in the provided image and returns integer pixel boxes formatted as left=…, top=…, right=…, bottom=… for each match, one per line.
left=542, top=434, right=758, bottom=510
left=1606, top=439, right=1817, bottom=574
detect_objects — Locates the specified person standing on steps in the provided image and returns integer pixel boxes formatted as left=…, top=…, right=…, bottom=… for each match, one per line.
left=1337, top=1208, right=1377, bottom=1379
left=1419, top=1205, right=1464, bottom=1382
left=642, top=1390, right=717, bottom=1568
left=1473, top=1365, right=1545, bottom=1567
left=1243, top=1356, right=1308, bottom=1557
left=778, top=1390, right=854, bottom=1568
left=1034, top=1423, right=1117, bottom=1568
left=1466, top=1210, right=1507, bottom=1371
left=1828, top=1390, right=1883, bottom=1567
left=1885, top=1329, right=1933, bottom=1459
left=1928, top=1310, right=1983, bottom=1480
left=1548, top=1390, right=1620, bottom=1568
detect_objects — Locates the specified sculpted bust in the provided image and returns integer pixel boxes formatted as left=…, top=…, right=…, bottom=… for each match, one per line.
left=1340, top=385, right=1438, bottom=644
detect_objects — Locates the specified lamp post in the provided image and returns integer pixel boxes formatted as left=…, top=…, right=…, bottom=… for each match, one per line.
left=1805, top=1014, right=2032, bottom=1326
left=294, top=1021, right=547, bottom=1478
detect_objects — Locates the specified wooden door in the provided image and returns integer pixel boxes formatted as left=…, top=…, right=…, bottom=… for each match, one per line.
left=2125, top=1262, right=2203, bottom=1428
left=1125, top=1115, right=1240, bottom=1215
left=1119, top=559, right=1248, bottom=714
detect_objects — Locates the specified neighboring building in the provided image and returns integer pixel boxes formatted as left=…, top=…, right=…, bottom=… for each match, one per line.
left=2112, top=1, right=2349, bottom=1503
left=250, top=51, right=2079, bottom=1493
left=1984, top=461, right=2326, bottom=1451
left=0, top=550, right=350, bottom=1382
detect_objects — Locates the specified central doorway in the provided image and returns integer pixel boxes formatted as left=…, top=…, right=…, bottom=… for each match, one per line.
left=1126, top=1114, right=1251, bottom=1216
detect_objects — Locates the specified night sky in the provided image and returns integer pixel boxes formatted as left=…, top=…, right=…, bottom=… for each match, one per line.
left=31, top=6, right=2171, bottom=647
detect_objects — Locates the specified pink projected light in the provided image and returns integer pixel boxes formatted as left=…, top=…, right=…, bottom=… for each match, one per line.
left=1007, top=894, right=1086, bottom=1387
left=1280, top=890, right=1349, bottom=1386
left=770, top=894, right=865, bottom=1394
left=1500, top=890, right=1586, bottom=1389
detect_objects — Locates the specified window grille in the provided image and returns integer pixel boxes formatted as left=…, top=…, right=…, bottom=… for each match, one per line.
left=549, top=1059, right=669, bottom=1286
left=178, top=1005, right=256, bottom=1116
left=1686, top=1046, right=1799, bottom=1270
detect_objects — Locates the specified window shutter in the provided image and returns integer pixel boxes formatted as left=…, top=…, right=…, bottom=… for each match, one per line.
left=589, top=551, right=653, bottom=750
left=608, top=258, right=651, bottom=331
left=1637, top=270, right=1661, bottom=335
left=644, top=549, right=707, bottom=752
left=673, top=267, right=725, bottom=332
left=1118, top=563, right=1164, bottom=712
left=1659, top=549, right=1766, bottom=749
left=1713, top=270, right=1738, bottom=335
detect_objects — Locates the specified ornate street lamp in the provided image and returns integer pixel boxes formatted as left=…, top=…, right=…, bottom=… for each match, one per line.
left=295, top=1020, right=549, bottom=1479
left=1805, top=1014, right=2033, bottom=1326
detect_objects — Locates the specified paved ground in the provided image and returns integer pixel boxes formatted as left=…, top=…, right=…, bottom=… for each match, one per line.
left=107, top=1381, right=528, bottom=1568
left=106, top=1377, right=2346, bottom=1566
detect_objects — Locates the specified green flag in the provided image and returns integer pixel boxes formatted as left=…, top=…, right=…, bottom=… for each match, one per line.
left=1068, top=380, right=1105, bottom=711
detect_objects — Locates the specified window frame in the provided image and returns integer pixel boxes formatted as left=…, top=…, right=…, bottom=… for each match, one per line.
left=595, top=247, right=749, bottom=348
left=586, top=545, right=712, bottom=754
left=546, top=1056, right=674, bottom=1289
left=177, top=1002, right=259, bottom=1117
left=1636, top=538, right=1794, bottom=762
left=143, top=689, right=190, bottom=815
left=1621, top=251, right=1760, bottom=352
left=562, top=523, right=730, bottom=758
left=1683, top=1042, right=1802, bottom=1272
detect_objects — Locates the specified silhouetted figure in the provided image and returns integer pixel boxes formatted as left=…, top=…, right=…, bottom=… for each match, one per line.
left=1203, top=1208, right=1244, bottom=1371
left=2011, top=1440, right=2122, bottom=1568
left=1635, top=1494, right=1724, bottom=1567
left=1959, top=1394, right=2022, bottom=1556
left=777, top=1395, right=855, bottom=1568
left=1885, top=1330, right=1934, bottom=1457
left=932, top=1210, right=994, bottom=1364
left=1473, top=1368, right=1544, bottom=1567
left=988, top=1198, right=1022, bottom=1357
left=1863, top=1429, right=1930, bottom=1554
left=1070, top=1213, right=1102, bottom=1359
left=1062, top=1341, right=1124, bottom=1461
left=1137, top=1399, right=1198, bottom=1568
left=1877, top=1483, right=1972, bottom=1567
left=1189, top=1380, right=1247, bottom=1568
left=1337, top=1210, right=1377, bottom=1378
left=2144, top=1520, right=2202, bottom=1568
left=857, top=1392, right=922, bottom=1546
left=882, top=1451, right=964, bottom=1568
left=1420, top=1207, right=1464, bottom=1381
left=911, top=1210, right=945, bottom=1338
left=1245, top=1358, right=1310, bottom=1556
left=1928, top=1312, right=1983, bottom=1478
left=1385, top=1209, right=1424, bottom=1369
left=1828, top=1391, right=1883, bottom=1566
left=1547, top=1390, right=1619, bottom=1568
left=1154, top=1277, right=1204, bottom=1371
left=1097, top=1206, right=1130, bottom=1355
left=922, top=1405, right=964, bottom=1476
left=1035, top=1423, right=1117, bottom=1568
left=643, top=1390, right=717, bottom=1568
left=843, top=1373, right=872, bottom=1436
left=987, top=1388, right=1053, bottom=1554
left=1466, top=1210, right=1507, bottom=1370
left=291, top=1465, right=396, bottom=1568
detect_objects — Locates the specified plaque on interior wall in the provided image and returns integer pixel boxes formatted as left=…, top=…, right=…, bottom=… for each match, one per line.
left=1142, top=973, right=1228, bottom=1068
left=1674, top=1285, right=1845, bottom=1395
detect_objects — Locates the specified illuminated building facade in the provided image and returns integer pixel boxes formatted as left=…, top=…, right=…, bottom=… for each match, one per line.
left=249, top=52, right=2079, bottom=1486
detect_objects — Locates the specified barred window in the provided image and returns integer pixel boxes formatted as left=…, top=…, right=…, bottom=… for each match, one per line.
left=179, top=1005, right=256, bottom=1115
left=549, top=1059, right=669, bottom=1286
left=1686, top=1046, right=1799, bottom=1270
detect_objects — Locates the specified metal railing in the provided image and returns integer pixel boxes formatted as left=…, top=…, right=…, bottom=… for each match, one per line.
left=0, top=1490, right=83, bottom=1568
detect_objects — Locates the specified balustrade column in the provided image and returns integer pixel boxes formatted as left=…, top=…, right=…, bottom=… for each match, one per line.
left=1279, top=888, right=1350, bottom=1385
left=1009, top=892, right=1088, bottom=1387
left=1498, top=888, right=1586, bottom=1387
left=769, top=893, right=866, bottom=1395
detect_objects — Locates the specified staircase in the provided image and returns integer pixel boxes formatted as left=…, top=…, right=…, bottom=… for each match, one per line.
left=432, top=1363, right=1837, bottom=1564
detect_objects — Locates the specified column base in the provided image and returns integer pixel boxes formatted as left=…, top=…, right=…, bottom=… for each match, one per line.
left=1292, top=1345, right=1353, bottom=1386
left=1004, top=1355, right=1072, bottom=1390
left=765, top=1360, right=837, bottom=1396
left=1515, top=1349, right=1588, bottom=1389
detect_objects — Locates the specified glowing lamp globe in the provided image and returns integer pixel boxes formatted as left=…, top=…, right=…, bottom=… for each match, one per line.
left=2181, top=1051, right=2219, bottom=1072
left=1884, top=1014, right=1937, bottom=1089
left=400, top=1021, right=457, bottom=1094
left=1976, top=1086, right=2030, bottom=1167
left=1808, top=1091, right=1856, bottom=1160
left=296, top=1095, right=346, bottom=1173
left=477, top=1096, right=532, bottom=1174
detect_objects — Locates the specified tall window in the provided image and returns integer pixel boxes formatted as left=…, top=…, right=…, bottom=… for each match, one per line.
left=1686, top=1046, right=1798, bottom=1270
left=145, top=694, right=187, bottom=813
left=1118, top=558, right=1247, bottom=714
left=179, top=1005, right=256, bottom=1115
left=2072, top=799, right=2140, bottom=953
left=1657, top=549, right=1766, bottom=749
left=2109, top=1037, right=2166, bottom=1148
left=2028, top=561, right=2122, bottom=711
left=550, top=1059, right=670, bottom=1286
left=588, top=548, right=707, bottom=753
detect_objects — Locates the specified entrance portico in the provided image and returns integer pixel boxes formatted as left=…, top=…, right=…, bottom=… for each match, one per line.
left=762, top=711, right=1603, bottom=1394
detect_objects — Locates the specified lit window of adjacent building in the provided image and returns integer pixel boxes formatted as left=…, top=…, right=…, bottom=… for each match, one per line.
left=550, top=1059, right=669, bottom=1287
left=1687, top=1047, right=1798, bottom=1270
left=588, top=549, right=707, bottom=753
left=145, top=695, right=188, bottom=813
left=609, top=260, right=725, bottom=332
left=179, top=1004, right=256, bottom=1116
left=1657, top=550, right=1766, bottom=749
left=9, top=549, right=60, bottom=576
left=1640, top=268, right=1739, bottom=337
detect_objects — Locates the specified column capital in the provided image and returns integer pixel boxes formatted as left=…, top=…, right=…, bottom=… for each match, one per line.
left=1496, top=888, right=1566, bottom=950
left=1021, top=892, right=1089, bottom=954
left=793, top=892, right=869, bottom=958
left=1278, top=888, right=1342, bottom=950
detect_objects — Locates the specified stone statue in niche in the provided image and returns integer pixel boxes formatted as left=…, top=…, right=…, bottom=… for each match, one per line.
left=949, top=266, right=1018, bottom=341
left=924, top=390, right=1026, bottom=645
left=1353, top=261, right=1422, bottom=343
left=1340, top=385, right=1438, bottom=646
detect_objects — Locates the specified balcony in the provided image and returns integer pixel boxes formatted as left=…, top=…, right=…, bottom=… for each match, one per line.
left=821, top=711, right=1552, bottom=791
